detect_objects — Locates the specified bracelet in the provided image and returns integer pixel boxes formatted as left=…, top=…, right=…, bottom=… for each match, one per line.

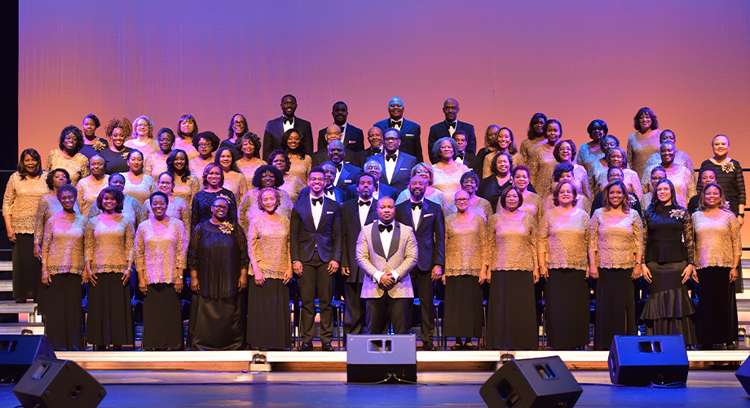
left=733, top=265, right=739, bottom=270
left=635, top=262, right=643, bottom=265
left=533, top=266, right=539, bottom=269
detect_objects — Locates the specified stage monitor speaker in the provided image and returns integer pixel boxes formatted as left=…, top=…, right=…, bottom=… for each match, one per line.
left=608, top=335, right=689, bottom=385
left=479, top=356, right=582, bottom=408
left=0, top=335, right=56, bottom=383
left=13, top=357, right=106, bottom=408
left=346, top=334, right=416, bottom=383
left=735, top=356, right=750, bottom=395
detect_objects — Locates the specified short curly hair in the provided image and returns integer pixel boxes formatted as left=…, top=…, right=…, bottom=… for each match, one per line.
left=58, top=125, right=84, bottom=153
left=268, top=149, right=291, bottom=173
left=252, top=164, right=284, bottom=189
left=552, top=162, right=574, bottom=183
left=96, top=186, right=124, bottom=213
left=236, top=132, right=261, bottom=159
left=491, top=152, right=513, bottom=177
left=431, top=137, right=459, bottom=161
left=56, top=184, right=78, bottom=201
left=104, top=117, right=132, bottom=140
left=149, top=191, right=170, bottom=206
left=552, top=181, right=578, bottom=207
left=553, top=139, right=577, bottom=163
left=256, top=187, right=281, bottom=213
left=46, top=168, right=71, bottom=190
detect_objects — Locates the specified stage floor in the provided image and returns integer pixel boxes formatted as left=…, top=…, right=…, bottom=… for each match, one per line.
left=1, top=370, right=748, bottom=407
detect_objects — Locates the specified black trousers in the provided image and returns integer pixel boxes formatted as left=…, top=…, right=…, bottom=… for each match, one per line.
left=344, top=281, right=367, bottom=336
left=365, top=292, right=411, bottom=335
left=411, top=268, right=434, bottom=343
left=299, top=251, right=334, bottom=343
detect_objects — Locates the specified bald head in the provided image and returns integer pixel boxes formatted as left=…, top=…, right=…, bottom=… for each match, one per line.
left=367, top=126, right=383, bottom=149
left=325, top=124, right=342, bottom=143
left=388, top=97, right=404, bottom=120
left=443, top=98, right=460, bottom=122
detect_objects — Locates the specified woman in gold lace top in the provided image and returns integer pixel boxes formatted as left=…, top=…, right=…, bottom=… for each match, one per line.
left=239, top=165, right=294, bottom=235
left=538, top=181, right=590, bottom=350
left=431, top=137, right=471, bottom=201
left=84, top=186, right=135, bottom=350
left=120, top=149, right=156, bottom=206
left=482, top=127, right=524, bottom=179
left=136, top=191, right=188, bottom=351
left=445, top=171, right=492, bottom=221
left=528, top=119, right=562, bottom=200
left=142, top=172, right=192, bottom=241
left=542, top=163, right=592, bottom=214
left=76, top=155, right=109, bottom=218
left=167, top=149, right=201, bottom=211
left=3, top=148, right=47, bottom=302
left=40, top=184, right=86, bottom=350
left=144, top=128, right=175, bottom=179
left=45, top=126, right=90, bottom=186
left=34, top=169, right=79, bottom=260
left=641, top=142, right=696, bottom=207
left=247, top=188, right=293, bottom=350
left=512, top=165, right=542, bottom=221
left=588, top=180, right=644, bottom=350
left=487, top=185, right=539, bottom=350
left=442, top=190, right=488, bottom=350
left=174, top=114, right=199, bottom=160
left=236, top=133, right=266, bottom=187
left=692, top=183, right=741, bottom=350
left=282, top=129, right=312, bottom=184
left=269, top=149, right=305, bottom=202
left=627, top=107, right=661, bottom=180
left=214, top=146, right=248, bottom=203
left=189, top=131, right=220, bottom=179
left=87, top=173, right=145, bottom=227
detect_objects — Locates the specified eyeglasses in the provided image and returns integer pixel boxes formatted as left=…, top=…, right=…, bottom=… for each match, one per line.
left=198, top=143, right=212, bottom=148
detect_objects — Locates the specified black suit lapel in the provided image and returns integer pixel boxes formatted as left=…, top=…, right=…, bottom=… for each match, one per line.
left=372, top=222, right=386, bottom=259
left=387, top=223, right=401, bottom=261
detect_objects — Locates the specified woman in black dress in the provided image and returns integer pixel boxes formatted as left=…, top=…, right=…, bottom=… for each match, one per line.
left=80, top=114, right=109, bottom=159
left=640, top=179, right=697, bottom=346
left=477, top=152, right=513, bottom=212
left=99, top=117, right=133, bottom=175
left=187, top=196, right=248, bottom=350
left=191, top=163, right=238, bottom=230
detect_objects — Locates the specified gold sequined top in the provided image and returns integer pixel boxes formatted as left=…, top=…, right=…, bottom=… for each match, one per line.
left=576, top=142, right=605, bottom=174
left=120, top=172, right=156, bottom=205
left=281, top=174, right=305, bottom=202
left=189, top=155, right=214, bottom=180
left=528, top=143, right=557, bottom=201
left=174, top=138, right=199, bottom=160
left=444, top=213, right=489, bottom=277
left=88, top=194, right=145, bottom=228
left=85, top=214, right=135, bottom=274
left=593, top=166, right=643, bottom=198
left=173, top=174, right=201, bottom=211
left=641, top=191, right=654, bottom=211
left=518, top=191, right=543, bottom=222
left=41, top=213, right=87, bottom=275
left=237, top=158, right=267, bottom=187
left=3, top=172, right=49, bottom=234
left=542, top=194, right=592, bottom=215
left=446, top=195, right=493, bottom=221
left=640, top=164, right=696, bottom=207
left=222, top=171, right=249, bottom=205
left=589, top=209, right=644, bottom=268
left=142, top=195, right=191, bottom=240
left=135, top=217, right=188, bottom=284
left=642, top=150, right=695, bottom=191
left=483, top=152, right=524, bottom=179
left=520, top=137, right=545, bottom=167
left=289, top=155, right=312, bottom=185
left=627, top=129, right=661, bottom=180
left=431, top=163, right=470, bottom=202
left=238, top=188, right=293, bottom=235
left=692, top=210, right=742, bottom=268
left=538, top=207, right=589, bottom=270
left=34, top=194, right=80, bottom=247
left=489, top=210, right=537, bottom=271
left=144, top=151, right=170, bottom=179
left=45, top=149, right=90, bottom=186
left=248, top=215, right=291, bottom=280
left=76, top=174, right=109, bottom=217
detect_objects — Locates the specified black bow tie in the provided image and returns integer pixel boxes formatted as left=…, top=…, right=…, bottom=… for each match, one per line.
left=324, top=186, right=334, bottom=194
left=389, top=119, right=402, bottom=128
left=334, top=163, right=343, bottom=171
left=312, top=197, right=323, bottom=206
left=456, top=153, right=465, bottom=161
left=359, top=200, right=371, bottom=207
left=447, top=122, right=456, bottom=130
left=339, top=125, right=345, bottom=132
left=378, top=223, right=393, bottom=233
left=386, top=154, right=397, bottom=162
left=371, top=147, right=382, bottom=154
left=411, top=202, right=422, bottom=210
left=283, top=117, right=293, bottom=125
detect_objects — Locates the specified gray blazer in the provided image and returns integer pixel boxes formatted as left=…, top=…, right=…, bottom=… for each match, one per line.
left=356, top=221, right=417, bottom=299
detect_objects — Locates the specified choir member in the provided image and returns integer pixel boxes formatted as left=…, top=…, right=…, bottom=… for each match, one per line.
left=692, top=183, right=741, bottom=349
left=588, top=180, right=644, bottom=350
left=236, top=133, right=266, bottom=187
left=700, top=134, right=745, bottom=223
left=641, top=166, right=666, bottom=211
left=317, top=101, right=365, bottom=153
left=482, top=127, right=523, bottom=179
left=479, top=125, right=500, bottom=178
left=187, top=196, right=248, bottom=350
left=487, top=185, right=539, bottom=350
left=588, top=135, right=620, bottom=194
left=189, top=131, right=220, bottom=179
left=529, top=119, right=562, bottom=200
left=263, top=94, right=315, bottom=159
left=3, top=149, right=47, bottom=303
left=100, top=117, right=133, bottom=175
left=345, top=159, right=398, bottom=201
left=88, top=173, right=145, bottom=226
left=642, top=130, right=695, bottom=189
left=45, top=125, right=89, bottom=186
left=688, top=169, right=730, bottom=214
left=543, top=163, right=591, bottom=213
left=452, top=131, right=482, bottom=175
left=120, top=149, right=156, bottom=205
left=175, top=114, right=199, bottom=160
left=395, top=163, right=449, bottom=210
left=477, top=152, right=513, bottom=212
left=79, top=114, right=108, bottom=159
left=627, top=107, right=661, bottom=179
left=640, top=179, right=697, bottom=346
left=446, top=171, right=493, bottom=221
left=443, top=190, right=488, bottom=350
left=144, top=127, right=175, bottom=179
left=312, top=125, right=359, bottom=168
left=590, top=166, right=643, bottom=217
left=34, top=169, right=77, bottom=260
left=136, top=191, right=188, bottom=351
left=167, top=149, right=201, bottom=211
left=372, top=97, right=424, bottom=162
left=239, top=165, right=294, bottom=234
left=512, top=165, right=542, bottom=220
left=143, top=172, right=192, bottom=239
left=372, top=128, right=419, bottom=194
left=125, top=115, right=158, bottom=155
left=538, top=181, right=590, bottom=350
left=354, top=126, right=384, bottom=165
left=641, top=142, right=696, bottom=206
left=282, top=128, right=312, bottom=184
left=268, top=149, right=305, bottom=202
left=220, top=113, right=247, bottom=160
left=214, top=146, right=248, bottom=203
left=431, top=137, right=470, bottom=200
left=593, top=147, right=643, bottom=198
left=576, top=119, right=608, bottom=174
left=76, top=155, right=109, bottom=218
left=191, top=163, right=238, bottom=229
left=519, top=113, right=547, bottom=168
left=40, top=184, right=86, bottom=350
left=84, top=186, right=135, bottom=350
left=246, top=188, right=293, bottom=350
left=550, top=139, right=591, bottom=198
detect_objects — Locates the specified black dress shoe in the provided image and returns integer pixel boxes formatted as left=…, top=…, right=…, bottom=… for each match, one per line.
left=298, top=342, right=313, bottom=351
left=322, top=342, right=334, bottom=351
left=451, top=343, right=464, bottom=351
left=93, top=345, right=107, bottom=351
left=464, top=343, right=478, bottom=350
left=423, top=342, right=436, bottom=351
left=15, top=299, right=26, bottom=303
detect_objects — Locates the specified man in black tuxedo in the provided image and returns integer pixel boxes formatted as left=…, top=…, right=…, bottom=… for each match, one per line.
left=427, top=98, right=476, bottom=164
left=373, top=97, right=423, bottom=163
left=263, top=94, right=314, bottom=160
left=453, top=131, right=482, bottom=175
left=323, top=140, right=361, bottom=190
left=371, top=128, right=418, bottom=195
left=312, top=125, right=358, bottom=167
left=317, top=101, right=364, bottom=153
left=290, top=166, right=342, bottom=351
left=340, top=173, right=380, bottom=337
left=297, top=161, right=348, bottom=204
left=346, top=159, right=397, bottom=201
left=355, top=127, right=385, bottom=167
left=395, top=176, right=445, bottom=350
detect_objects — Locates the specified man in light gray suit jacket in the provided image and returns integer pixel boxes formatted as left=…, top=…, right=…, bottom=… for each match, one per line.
left=356, top=197, right=417, bottom=335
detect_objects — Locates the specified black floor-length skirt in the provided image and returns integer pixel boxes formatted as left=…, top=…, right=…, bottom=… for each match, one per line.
left=188, top=293, right=247, bottom=350
left=87, top=272, right=133, bottom=346
left=12, top=234, right=41, bottom=301
left=545, top=268, right=590, bottom=350
left=444, top=275, right=484, bottom=339
left=696, top=267, right=737, bottom=346
left=486, top=270, right=538, bottom=350
left=247, top=278, right=291, bottom=350
left=641, top=261, right=696, bottom=346
left=594, top=268, right=636, bottom=350
left=43, top=273, right=84, bottom=351
left=143, top=283, right=184, bottom=350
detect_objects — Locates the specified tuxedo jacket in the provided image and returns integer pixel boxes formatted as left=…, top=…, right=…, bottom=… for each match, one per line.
left=311, top=148, right=359, bottom=168
left=263, top=116, right=314, bottom=160
left=334, top=162, right=362, bottom=190
left=345, top=182, right=397, bottom=201
left=317, top=124, right=365, bottom=153
left=373, top=119, right=423, bottom=163
left=290, top=196, right=342, bottom=264
left=340, top=198, right=379, bottom=283
left=394, top=199, right=445, bottom=271
left=370, top=151, right=418, bottom=195
left=355, top=146, right=384, bottom=168
left=298, top=185, right=347, bottom=205
left=356, top=221, right=417, bottom=299
left=457, top=152, right=482, bottom=176
left=427, top=120, right=476, bottom=164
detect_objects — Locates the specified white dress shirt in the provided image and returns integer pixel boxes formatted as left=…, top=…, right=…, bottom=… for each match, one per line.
left=310, top=193, right=324, bottom=229
left=410, top=200, right=423, bottom=230
left=384, top=150, right=399, bottom=183
left=372, top=221, right=396, bottom=283
left=283, top=116, right=295, bottom=132
left=357, top=198, right=372, bottom=227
